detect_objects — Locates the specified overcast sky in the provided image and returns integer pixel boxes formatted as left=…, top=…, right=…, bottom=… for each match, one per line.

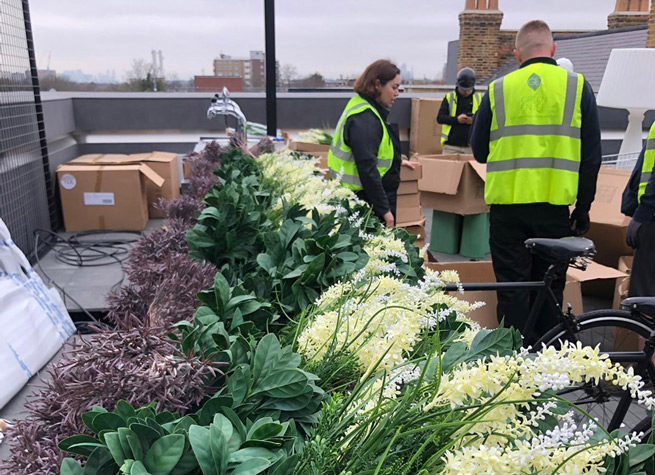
left=29, top=0, right=616, bottom=81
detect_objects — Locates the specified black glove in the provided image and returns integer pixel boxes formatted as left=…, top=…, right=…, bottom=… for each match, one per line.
left=569, top=208, right=590, bottom=236
left=626, top=219, right=643, bottom=249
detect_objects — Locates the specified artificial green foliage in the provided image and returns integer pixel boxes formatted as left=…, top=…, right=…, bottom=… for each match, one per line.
left=59, top=398, right=301, bottom=475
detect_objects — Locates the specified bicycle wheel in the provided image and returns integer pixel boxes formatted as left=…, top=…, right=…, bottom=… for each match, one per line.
left=535, top=310, right=655, bottom=435
left=632, top=416, right=653, bottom=443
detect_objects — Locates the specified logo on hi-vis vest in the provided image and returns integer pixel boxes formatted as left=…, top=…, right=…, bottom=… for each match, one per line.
left=528, top=74, right=542, bottom=91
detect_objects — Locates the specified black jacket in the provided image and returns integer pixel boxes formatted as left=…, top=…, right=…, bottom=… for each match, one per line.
left=470, top=57, right=602, bottom=213
left=437, top=89, right=476, bottom=147
left=622, top=143, right=655, bottom=223
left=343, top=94, right=402, bottom=218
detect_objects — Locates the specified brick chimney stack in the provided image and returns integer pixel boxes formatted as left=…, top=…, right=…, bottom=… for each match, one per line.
left=648, top=0, right=655, bottom=47
left=458, top=0, right=504, bottom=80
left=608, top=0, right=650, bottom=29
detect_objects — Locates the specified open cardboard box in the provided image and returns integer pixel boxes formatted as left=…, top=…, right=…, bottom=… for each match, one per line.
left=400, top=161, right=422, bottom=181
left=57, top=163, right=164, bottom=232
left=71, top=153, right=180, bottom=219
left=410, top=98, right=443, bottom=155
left=425, top=260, right=626, bottom=330
left=612, top=256, right=633, bottom=309
left=585, top=167, right=633, bottom=268
left=418, top=154, right=489, bottom=215
left=397, top=206, right=425, bottom=225
left=398, top=181, right=419, bottom=195
left=288, top=140, right=330, bottom=153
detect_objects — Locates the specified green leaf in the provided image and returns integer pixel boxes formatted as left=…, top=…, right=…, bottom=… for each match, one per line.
left=143, top=434, right=185, bottom=475
left=58, top=434, right=101, bottom=456
left=130, top=460, right=153, bottom=475
left=129, top=423, right=161, bottom=453
left=440, top=342, right=469, bottom=373
left=229, top=447, right=278, bottom=464
left=629, top=445, right=655, bottom=467
left=269, top=455, right=299, bottom=475
left=199, top=396, right=233, bottom=426
left=117, top=428, right=135, bottom=461
left=212, top=413, right=234, bottom=445
left=249, top=423, right=285, bottom=441
left=189, top=426, right=217, bottom=475
left=252, top=334, right=281, bottom=383
left=230, top=457, right=272, bottom=475
left=82, top=407, right=108, bottom=434
left=173, top=416, right=195, bottom=435
left=114, top=400, right=137, bottom=421
left=83, top=447, right=117, bottom=475
left=466, top=328, right=517, bottom=362
left=210, top=423, right=229, bottom=475
left=105, top=432, right=127, bottom=466
left=168, top=450, right=199, bottom=475
left=252, top=369, right=309, bottom=399
left=256, top=254, right=275, bottom=276
left=93, top=413, right=127, bottom=433
left=213, top=273, right=232, bottom=313
left=228, top=366, right=250, bottom=406
left=60, top=458, right=84, bottom=475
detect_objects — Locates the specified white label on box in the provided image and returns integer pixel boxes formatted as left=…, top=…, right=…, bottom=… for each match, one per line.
left=60, top=174, right=76, bottom=190
left=84, top=192, right=115, bottom=206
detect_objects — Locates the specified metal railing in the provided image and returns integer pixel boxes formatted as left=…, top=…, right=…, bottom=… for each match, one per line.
left=601, top=152, right=640, bottom=171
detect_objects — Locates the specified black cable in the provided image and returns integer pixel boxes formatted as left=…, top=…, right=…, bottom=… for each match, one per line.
left=32, top=229, right=141, bottom=331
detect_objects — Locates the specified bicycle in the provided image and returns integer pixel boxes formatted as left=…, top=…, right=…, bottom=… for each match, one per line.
left=443, top=236, right=655, bottom=438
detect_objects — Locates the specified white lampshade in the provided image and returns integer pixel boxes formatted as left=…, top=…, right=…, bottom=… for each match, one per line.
left=597, top=49, right=655, bottom=109
left=597, top=49, right=655, bottom=155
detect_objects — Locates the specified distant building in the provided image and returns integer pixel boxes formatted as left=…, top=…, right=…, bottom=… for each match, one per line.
left=37, top=69, right=56, bottom=80
left=194, top=76, right=243, bottom=93
left=400, top=63, right=414, bottom=83
left=213, top=51, right=266, bottom=89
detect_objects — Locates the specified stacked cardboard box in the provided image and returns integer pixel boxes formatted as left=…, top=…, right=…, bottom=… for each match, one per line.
left=396, top=160, right=424, bottom=234
left=410, top=98, right=443, bottom=156
left=57, top=155, right=164, bottom=232
left=128, top=152, right=181, bottom=218
left=585, top=168, right=633, bottom=268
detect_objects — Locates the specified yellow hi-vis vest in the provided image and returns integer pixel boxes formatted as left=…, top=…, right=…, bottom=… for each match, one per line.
left=441, top=91, right=482, bottom=146
left=328, top=95, right=394, bottom=191
left=486, top=63, right=584, bottom=205
left=638, top=121, right=655, bottom=203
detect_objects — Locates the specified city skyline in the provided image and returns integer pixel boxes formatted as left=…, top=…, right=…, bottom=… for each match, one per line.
left=30, top=0, right=616, bottom=82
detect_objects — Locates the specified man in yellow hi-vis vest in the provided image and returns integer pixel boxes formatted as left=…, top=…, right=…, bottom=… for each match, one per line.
left=621, top=120, right=655, bottom=297
left=470, top=20, right=601, bottom=340
left=437, top=68, right=482, bottom=155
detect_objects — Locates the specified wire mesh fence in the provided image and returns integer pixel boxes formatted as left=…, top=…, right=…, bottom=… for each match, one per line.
left=601, top=152, right=640, bottom=171
left=0, top=0, right=54, bottom=257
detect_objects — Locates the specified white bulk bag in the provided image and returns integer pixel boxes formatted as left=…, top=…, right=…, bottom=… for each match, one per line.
left=0, top=219, right=76, bottom=408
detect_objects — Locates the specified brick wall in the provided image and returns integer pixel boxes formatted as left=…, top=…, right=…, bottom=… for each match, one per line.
left=608, top=12, right=650, bottom=29
left=458, top=11, right=504, bottom=80
left=648, top=0, right=655, bottom=47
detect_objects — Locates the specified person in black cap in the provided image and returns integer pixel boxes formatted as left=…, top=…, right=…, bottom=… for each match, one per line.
left=437, top=67, right=482, bottom=155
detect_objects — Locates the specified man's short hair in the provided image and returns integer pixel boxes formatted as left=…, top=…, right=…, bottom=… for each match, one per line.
left=515, top=20, right=553, bottom=56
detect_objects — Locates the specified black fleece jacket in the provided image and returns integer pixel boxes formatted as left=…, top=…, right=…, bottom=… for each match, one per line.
left=470, top=57, right=602, bottom=213
left=343, top=94, right=402, bottom=218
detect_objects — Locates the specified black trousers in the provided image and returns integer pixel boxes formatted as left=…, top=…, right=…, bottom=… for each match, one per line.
left=489, top=204, right=572, bottom=339
left=629, top=221, right=655, bottom=297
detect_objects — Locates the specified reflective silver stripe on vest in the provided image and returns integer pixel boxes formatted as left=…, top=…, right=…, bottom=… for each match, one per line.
left=491, top=71, right=580, bottom=141
left=330, top=145, right=392, bottom=169
left=442, top=133, right=449, bottom=140
left=490, top=124, right=581, bottom=141
left=647, top=139, right=655, bottom=151
left=487, top=157, right=580, bottom=173
left=332, top=172, right=362, bottom=187
left=641, top=172, right=652, bottom=184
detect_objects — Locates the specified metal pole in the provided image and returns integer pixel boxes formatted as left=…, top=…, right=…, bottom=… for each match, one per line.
left=264, top=0, right=277, bottom=136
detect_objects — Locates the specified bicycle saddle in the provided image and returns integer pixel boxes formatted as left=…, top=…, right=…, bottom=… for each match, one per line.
left=525, top=237, right=596, bottom=263
left=621, top=297, right=655, bottom=317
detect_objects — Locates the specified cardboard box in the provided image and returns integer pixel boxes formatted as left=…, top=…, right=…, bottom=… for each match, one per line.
left=398, top=181, right=419, bottom=195
left=400, top=162, right=423, bottom=181
left=57, top=164, right=164, bottom=232
left=418, top=154, right=489, bottom=215
left=410, top=98, right=443, bottom=155
left=183, top=161, right=193, bottom=180
left=585, top=168, right=633, bottom=268
left=288, top=140, right=330, bottom=153
left=424, top=260, right=626, bottom=330
left=613, top=256, right=633, bottom=309
left=129, top=152, right=180, bottom=218
left=397, top=193, right=420, bottom=209
left=396, top=207, right=424, bottom=225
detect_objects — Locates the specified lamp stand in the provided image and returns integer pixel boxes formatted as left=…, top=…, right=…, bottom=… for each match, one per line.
left=619, top=108, right=647, bottom=156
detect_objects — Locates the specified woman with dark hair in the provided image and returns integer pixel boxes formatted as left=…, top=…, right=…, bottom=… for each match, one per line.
left=328, top=59, right=416, bottom=227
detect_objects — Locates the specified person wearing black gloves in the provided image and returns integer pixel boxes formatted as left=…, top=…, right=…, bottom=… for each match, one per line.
left=437, top=67, right=482, bottom=155
left=621, top=121, right=655, bottom=297
left=470, top=20, right=601, bottom=339
left=327, top=59, right=416, bottom=228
